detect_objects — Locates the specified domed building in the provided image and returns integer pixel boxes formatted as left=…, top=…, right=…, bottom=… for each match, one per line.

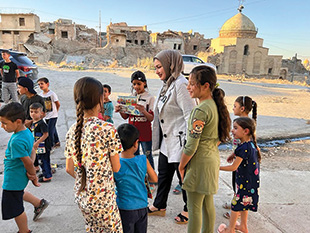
left=209, top=8, right=282, bottom=76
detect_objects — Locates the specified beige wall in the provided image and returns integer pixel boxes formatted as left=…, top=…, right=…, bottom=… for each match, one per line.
left=109, top=35, right=126, bottom=47
left=0, top=13, right=40, bottom=49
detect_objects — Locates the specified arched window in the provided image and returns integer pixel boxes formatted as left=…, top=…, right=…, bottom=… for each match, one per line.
left=243, top=45, right=249, bottom=55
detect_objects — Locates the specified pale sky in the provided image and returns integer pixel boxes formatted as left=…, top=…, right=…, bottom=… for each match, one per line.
left=1, top=0, right=309, bottom=60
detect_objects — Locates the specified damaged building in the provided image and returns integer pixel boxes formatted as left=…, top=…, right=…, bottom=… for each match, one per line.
left=0, top=13, right=40, bottom=51
left=40, top=19, right=98, bottom=44
left=106, top=22, right=150, bottom=47
left=150, top=30, right=211, bottom=55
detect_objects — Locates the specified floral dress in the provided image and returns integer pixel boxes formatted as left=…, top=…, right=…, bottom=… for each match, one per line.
left=232, top=141, right=260, bottom=212
left=65, top=117, right=123, bottom=232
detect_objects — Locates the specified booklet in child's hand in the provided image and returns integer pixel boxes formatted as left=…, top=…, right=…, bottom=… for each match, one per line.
left=117, top=96, right=142, bottom=116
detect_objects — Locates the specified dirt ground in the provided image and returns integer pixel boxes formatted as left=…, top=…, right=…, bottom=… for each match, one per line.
left=260, top=139, right=310, bottom=171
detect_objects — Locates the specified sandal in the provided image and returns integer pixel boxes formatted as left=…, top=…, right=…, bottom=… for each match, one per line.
left=147, top=207, right=166, bottom=217
left=223, top=211, right=241, bottom=219
left=174, top=213, right=188, bottom=224
left=222, top=202, right=231, bottom=209
left=173, top=184, right=182, bottom=195
left=217, top=223, right=227, bottom=233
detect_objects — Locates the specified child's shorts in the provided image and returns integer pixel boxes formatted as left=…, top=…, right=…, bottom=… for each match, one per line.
left=2, top=190, right=24, bottom=220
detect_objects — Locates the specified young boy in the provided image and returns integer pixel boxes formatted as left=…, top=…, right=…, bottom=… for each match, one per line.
left=0, top=102, right=39, bottom=233
left=30, top=103, right=52, bottom=182
left=18, top=77, right=45, bottom=128
left=37, top=77, right=60, bottom=148
left=101, top=84, right=114, bottom=123
left=0, top=50, right=20, bottom=103
left=114, top=123, right=157, bottom=233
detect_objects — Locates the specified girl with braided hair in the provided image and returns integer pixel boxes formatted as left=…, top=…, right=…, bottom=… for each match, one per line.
left=65, top=77, right=123, bottom=232
left=218, top=117, right=261, bottom=233
left=178, top=65, right=231, bottom=233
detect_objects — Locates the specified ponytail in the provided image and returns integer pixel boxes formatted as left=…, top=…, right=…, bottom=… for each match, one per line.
left=252, top=100, right=257, bottom=122
left=251, top=130, right=261, bottom=163
left=213, top=87, right=231, bottom=143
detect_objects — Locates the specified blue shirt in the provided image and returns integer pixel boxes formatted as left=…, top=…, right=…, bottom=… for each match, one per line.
left=3, top=129, right=34, bottom=190
left=114, top=155, right=147, bottom=210
left=104, top=101, right=114, bottom=123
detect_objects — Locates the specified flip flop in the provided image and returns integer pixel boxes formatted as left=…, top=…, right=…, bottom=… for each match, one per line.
left=173, top=184, right=182, bottom=195
left=222, top=202, right=231, bottom=209
left=174, top=213, right=188, bottom=224
left=217, top=223, right=227, bottom=233
left=147, top=207, right=166, bottom=217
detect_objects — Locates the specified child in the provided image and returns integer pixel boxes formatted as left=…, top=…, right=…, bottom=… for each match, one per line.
left=178, top=65, right=231, bottom=232
left=98, top=84, right=114, bottom=123
left=0, top=102, right=39, bottom=233
left=115, top=70, right=155, bottom=170
left=30, top=103, right=52, bottom=182
left=223, top=96, right=258, bottom=219
left=114, top=123, right=158, bottom=233
left=65, top=77, right=123, bottom=232
left=217, top=117, right=261, bottom=233
left=37, top=77, right=61, bottom=149
left=0, top=50, right=20, bottom=103
left=18, top=77, right=45, bottom=128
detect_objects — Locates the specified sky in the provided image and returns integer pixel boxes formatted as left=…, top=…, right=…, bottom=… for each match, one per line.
left=1, top=0, right=309, bottom=60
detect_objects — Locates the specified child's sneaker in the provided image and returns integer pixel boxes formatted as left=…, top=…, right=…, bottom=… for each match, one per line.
left=33, top=199, right=49, bottom=221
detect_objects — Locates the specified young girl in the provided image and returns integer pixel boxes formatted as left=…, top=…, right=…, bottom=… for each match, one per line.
left=115, top=70, right=155, bottom=170
left=179, top=65, right=231, bottom=233
left=65, top=77, right=123, bottom=232
left=217, top=117, right=261, bottom=233
left=223, top=96, right=258, bottom=219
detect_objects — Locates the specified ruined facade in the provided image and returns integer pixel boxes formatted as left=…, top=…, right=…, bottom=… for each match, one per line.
left=0, top=13, right=40, bottom=51
left=209, top=10, right=282, bottom=76
left=151, top=30, right=185, bottom=53
left=150, top=30, right=211, bottom=55
left=40, top=19, right=97, bottom=44
left=106, top=22, right=149, bottom=47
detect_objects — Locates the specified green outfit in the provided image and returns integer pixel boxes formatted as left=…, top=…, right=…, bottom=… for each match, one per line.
left=182, top=99, right=219, bottom=233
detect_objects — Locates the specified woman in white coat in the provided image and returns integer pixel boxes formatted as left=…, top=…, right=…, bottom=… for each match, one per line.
left=148, top=50, right=195, bottom=223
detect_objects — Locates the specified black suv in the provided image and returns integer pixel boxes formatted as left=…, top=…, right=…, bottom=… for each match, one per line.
left=0, top=49, right=38, bottom=100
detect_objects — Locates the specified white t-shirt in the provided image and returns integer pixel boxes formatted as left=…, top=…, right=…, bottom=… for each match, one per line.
left=40, top=90, right=59, bottom=119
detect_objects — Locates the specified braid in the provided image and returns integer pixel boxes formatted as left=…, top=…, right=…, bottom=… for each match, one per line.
left=75, top=102, right=87, bottom=193
left=213, top=88, right=231, bottom=142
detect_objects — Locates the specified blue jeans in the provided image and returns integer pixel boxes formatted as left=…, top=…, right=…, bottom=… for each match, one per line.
left=134, top=141, right=154, bottom=169
left=46, top=117, right=59, bottom=147
left=38, top=151, right=52, bottom=179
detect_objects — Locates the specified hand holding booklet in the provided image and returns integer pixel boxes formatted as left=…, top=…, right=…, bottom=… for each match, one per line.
left=117, top=96, right=142, bottom=116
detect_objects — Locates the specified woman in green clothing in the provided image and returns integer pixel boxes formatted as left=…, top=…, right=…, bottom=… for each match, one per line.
left=179, top=65, right=231, bottom=233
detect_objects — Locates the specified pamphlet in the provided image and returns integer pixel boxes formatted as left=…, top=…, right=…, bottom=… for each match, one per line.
left=117, top=96, right=142, bottom=116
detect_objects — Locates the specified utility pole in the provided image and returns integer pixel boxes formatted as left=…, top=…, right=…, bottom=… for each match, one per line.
left=291, top=53, right=297, bottom=82
left=99, top=10, right=102, bottom=48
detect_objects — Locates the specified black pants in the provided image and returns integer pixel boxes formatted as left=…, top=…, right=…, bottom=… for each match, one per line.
left=153, top=152, right=188, bottom=212
left=119, top=208, right=147, bottom=233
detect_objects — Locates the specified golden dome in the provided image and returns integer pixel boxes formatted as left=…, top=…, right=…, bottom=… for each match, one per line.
left=219, top=12, right=257, bottom=38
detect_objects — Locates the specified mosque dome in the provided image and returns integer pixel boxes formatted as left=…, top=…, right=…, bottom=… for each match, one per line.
left=219, top=12, right=257, bottom=38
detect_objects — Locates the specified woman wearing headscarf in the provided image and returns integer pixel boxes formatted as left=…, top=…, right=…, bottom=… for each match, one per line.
left=148, top=50, right=195, bottom=224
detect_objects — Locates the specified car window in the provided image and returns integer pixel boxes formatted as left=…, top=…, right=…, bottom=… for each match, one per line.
left=11, top=54, right=34, bottom=66
left=182, top=56, right=192, bottom=62
left=192, top=57, right=204, bottom=63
